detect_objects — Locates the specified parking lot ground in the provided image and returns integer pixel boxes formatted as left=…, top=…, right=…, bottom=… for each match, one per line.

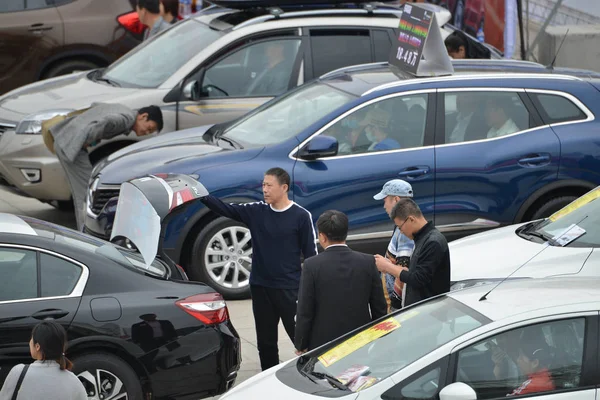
left=0, top=187, right=296, bottom=398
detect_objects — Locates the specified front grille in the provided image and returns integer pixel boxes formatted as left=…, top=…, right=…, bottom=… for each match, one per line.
left=0, top=123, right=15, bottom=139
left=91, top=188, right=120, bottom=214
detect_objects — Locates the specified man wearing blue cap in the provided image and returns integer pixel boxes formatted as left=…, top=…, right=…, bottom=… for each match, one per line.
left=373, top=179, right=415, bottom=311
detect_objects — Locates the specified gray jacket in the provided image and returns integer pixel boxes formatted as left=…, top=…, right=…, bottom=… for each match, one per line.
left=50, top=103, right=137, bottom=163
left=143, top=16, right=172, bottom=41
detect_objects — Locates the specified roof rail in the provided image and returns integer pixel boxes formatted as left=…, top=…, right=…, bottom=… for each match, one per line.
left=232, top=5, right=401, bottom=30
left=319, top=61, right=389, bottom=80
left=362, top=73, right=583, bottom=96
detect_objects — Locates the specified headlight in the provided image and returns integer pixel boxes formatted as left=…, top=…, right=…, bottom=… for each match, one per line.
left=15, top=109, right=74, bottom=135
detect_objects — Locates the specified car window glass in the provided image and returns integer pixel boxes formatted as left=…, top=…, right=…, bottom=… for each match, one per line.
left=0, top=0, right=24, bottom=12
left=202, top=39, right=301, bottom=98
left=320, top=93, right=428, bottom=156
left=401, top=367, right=441, bottom=399
left=26, top=0, right=51, bottom=9
left=373, top=30, right=392, bottom=62
left=310, top=30, right=372, bottom=77
left=444, top=91, right=533, bottom=144
left=40, top=253, right=82, bottom=297
left=456, top=318, right=585, bottom=399
left=532, top=93, right=587, bottom=124
left=103, top=19, right=223, bottom=88
left=0, top=248, right=37, bottom=301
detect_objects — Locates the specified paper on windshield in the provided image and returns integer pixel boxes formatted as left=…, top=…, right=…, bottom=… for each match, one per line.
left=110, top=182, right=161, bottom=268
left=318, top=318, right=401, bottom=368
left=549, top=187, right=600, bottom=222
left=550, top=224, right=586, bottom=247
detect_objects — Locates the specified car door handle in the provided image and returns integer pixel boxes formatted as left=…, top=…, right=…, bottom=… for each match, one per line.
left=398, top=166, right=430, bottom=178
left=28, top=24, right=53, bottom=33
left=32, top=309, right=69, bottom=320
left=518, top=154, right=550, bottom=166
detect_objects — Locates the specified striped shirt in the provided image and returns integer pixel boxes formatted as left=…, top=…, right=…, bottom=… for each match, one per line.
left=201, top=195, right=318, bottom=289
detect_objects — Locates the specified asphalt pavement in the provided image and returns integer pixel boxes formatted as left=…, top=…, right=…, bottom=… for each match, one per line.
left=0, top=187, right=296, bottom=398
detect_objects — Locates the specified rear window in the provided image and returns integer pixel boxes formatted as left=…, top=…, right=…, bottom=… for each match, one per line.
left=530, top=93, right=587, bottom=124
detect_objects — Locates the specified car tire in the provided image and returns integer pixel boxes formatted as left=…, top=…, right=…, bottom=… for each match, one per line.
left=531, top=196, right=578, bottom=220
left=73, top=353, right=143, bottom=400
left=43, top=59, right=100, bottom=79
left=189, top=217, right=252, bottom=300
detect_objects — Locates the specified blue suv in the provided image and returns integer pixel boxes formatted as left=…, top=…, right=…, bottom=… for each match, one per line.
left=85, top=61, right=600, bottom=299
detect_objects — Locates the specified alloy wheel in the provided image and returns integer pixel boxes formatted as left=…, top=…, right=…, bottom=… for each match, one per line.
left=204, top=226, right=252, bottom=289
left=78, top=369, right=128, bottom=400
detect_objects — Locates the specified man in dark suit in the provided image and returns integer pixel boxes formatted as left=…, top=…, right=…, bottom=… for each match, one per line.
left=295, top=210, right=387, bottom=354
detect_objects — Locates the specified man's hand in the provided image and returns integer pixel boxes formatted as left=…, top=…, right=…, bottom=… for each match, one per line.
left=295, top=349, right=307, bottom=356
left=375, top=254, right=395, bottom=273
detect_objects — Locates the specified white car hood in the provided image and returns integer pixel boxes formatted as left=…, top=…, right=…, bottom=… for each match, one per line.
left=451, top=223, right=593, bottom=282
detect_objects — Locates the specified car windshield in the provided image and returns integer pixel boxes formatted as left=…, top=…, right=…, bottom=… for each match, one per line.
left=222, top=82, right=356, bottom=147
left=297, top=296, right=488, bottom=392
left=533, top=186, right=600, bottom=247
left=102, top=19, right=223, bottom=88
left=24, top=218, right=168, bottom=277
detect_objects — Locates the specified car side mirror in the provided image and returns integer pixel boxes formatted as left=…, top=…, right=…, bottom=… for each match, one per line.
left=183, top=80, right=200, bottom=101
left=297, top=135, right=338, bottom=161
left=439, top=382, right=477, bottom=400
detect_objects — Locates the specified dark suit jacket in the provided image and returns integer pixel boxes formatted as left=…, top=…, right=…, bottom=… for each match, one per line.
left=295, top=245, right=387, bottom=351
left=445, top=111, right=488, bottom=143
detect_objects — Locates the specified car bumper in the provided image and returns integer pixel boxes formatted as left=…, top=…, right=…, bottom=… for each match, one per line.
left=146, top=320, right=241, bottom=399
left=0, top=130, right=71, bottom=201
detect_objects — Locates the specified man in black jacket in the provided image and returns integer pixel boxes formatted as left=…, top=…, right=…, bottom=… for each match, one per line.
left=295, top=210, right=387, bottom=354
left=375, top=199, right=450, bottom=307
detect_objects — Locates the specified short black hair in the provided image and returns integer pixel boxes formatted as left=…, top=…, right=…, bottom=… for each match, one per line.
left=390, top=198, right=423, bottom=221
left=317, top=210, right=349, bottom=242
left=160, top=0, right=179, bottom=18
left=138, top=105, right=163, bottom=132
left=138, top=0, right=161, bottom=14
left=445, top=34, right=467, bottom=53
left=265, top=167, right=290, bottom=190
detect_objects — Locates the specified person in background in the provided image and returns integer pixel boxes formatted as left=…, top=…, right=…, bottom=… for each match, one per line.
left=295, top=210, right=387, bottom=353
left=509, top=334, right=555, bottom=396
left=48, top=103, right=162, bottom=231
left=361, top=108, right=400, bottom=152
left=373, top=180, right=415, bottom=312
left=445, top=33, right=467, bottom=59
left=199, top=167, right=317, bottom=371
left=137, top=0, right=172, bottom=41
left=0, top=321, right=87, bottom=400
left=485, top=96, right=519, bottom=139
left=375, top=198, right=450, bottom=307
left=160, top=0, right=179, bottom=24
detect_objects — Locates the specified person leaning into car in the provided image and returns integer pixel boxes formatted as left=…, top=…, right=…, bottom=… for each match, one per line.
left=47, top=103, right=163, bottom=231
left=374, top=198, right=450, bottom=307
left=199, top=167, right=317, bottom=371
left=295, top=210, right=387, bottom=354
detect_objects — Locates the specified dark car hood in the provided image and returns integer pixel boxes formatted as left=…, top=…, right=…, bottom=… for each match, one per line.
left=98, top=137, right=264, bottom=185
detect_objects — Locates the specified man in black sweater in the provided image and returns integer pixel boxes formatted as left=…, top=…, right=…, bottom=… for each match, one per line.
left=200, top=167, right=317, bottom=370
left=295, top=210, right=387, bottom=353
left=375, top=198, right=450, bottom=307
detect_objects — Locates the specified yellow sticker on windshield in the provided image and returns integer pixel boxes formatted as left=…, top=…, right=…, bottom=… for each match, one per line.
left=318, top=318, right=401, bottom=367
left=548, top=187, right=600, bottom=222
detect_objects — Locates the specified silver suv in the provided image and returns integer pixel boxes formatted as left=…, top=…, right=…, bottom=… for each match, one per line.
left=0, top=2, right=458, bottom=208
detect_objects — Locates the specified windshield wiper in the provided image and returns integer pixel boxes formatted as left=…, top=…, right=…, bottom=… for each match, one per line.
left=309, top=372, right=350, bottom=391
left=93, top=72, right=121, bottom=87
left=218, top=136, right=243, bottom=149
left=524, top=230, right=559, bottom=246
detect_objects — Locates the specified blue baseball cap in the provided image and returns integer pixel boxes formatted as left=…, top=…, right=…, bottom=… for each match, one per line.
left=373, top=179, right=413, bottom=200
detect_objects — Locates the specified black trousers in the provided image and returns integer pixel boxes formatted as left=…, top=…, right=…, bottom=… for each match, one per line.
left=250, top=285, right=298, bottom=371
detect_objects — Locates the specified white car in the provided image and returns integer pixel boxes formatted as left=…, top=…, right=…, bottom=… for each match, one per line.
left=450, top=186, right=600, bottom=291
left=220, top=277, right=596, bottom=400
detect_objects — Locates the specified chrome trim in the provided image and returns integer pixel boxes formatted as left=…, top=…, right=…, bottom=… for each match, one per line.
left=524, top=88, right=595, bottom=125
left=435, top=125, right=551, bottom=149
left=86, top=184, right=121, bottom=218
left=288, top=89, right=435, bottom=162
left=362, top=73, right=582, bottom=97
left=0, top=243, right=90, bottom=305
left=437, top=218, right=501, bottom=233
left=346, top=231, right=393, bottom=241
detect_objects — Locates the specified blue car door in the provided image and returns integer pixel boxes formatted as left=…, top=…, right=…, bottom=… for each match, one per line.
left=434, top=88, right=559, bottom=238
left=292, top=90, right=436, bottom=252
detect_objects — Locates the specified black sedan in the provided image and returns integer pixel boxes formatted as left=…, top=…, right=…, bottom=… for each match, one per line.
left=0, top=213, right=241, bottom=400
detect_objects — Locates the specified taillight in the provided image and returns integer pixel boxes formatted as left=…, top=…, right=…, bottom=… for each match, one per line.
left=117, top=11, right=146, bottom=35
left=176, top=293, right=229, bottom=325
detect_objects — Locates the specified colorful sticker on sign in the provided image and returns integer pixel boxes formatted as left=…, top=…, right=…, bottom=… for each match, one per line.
left=318, top=318, right=401, bottom=367
left=548, top=187, right=600, bottom=222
